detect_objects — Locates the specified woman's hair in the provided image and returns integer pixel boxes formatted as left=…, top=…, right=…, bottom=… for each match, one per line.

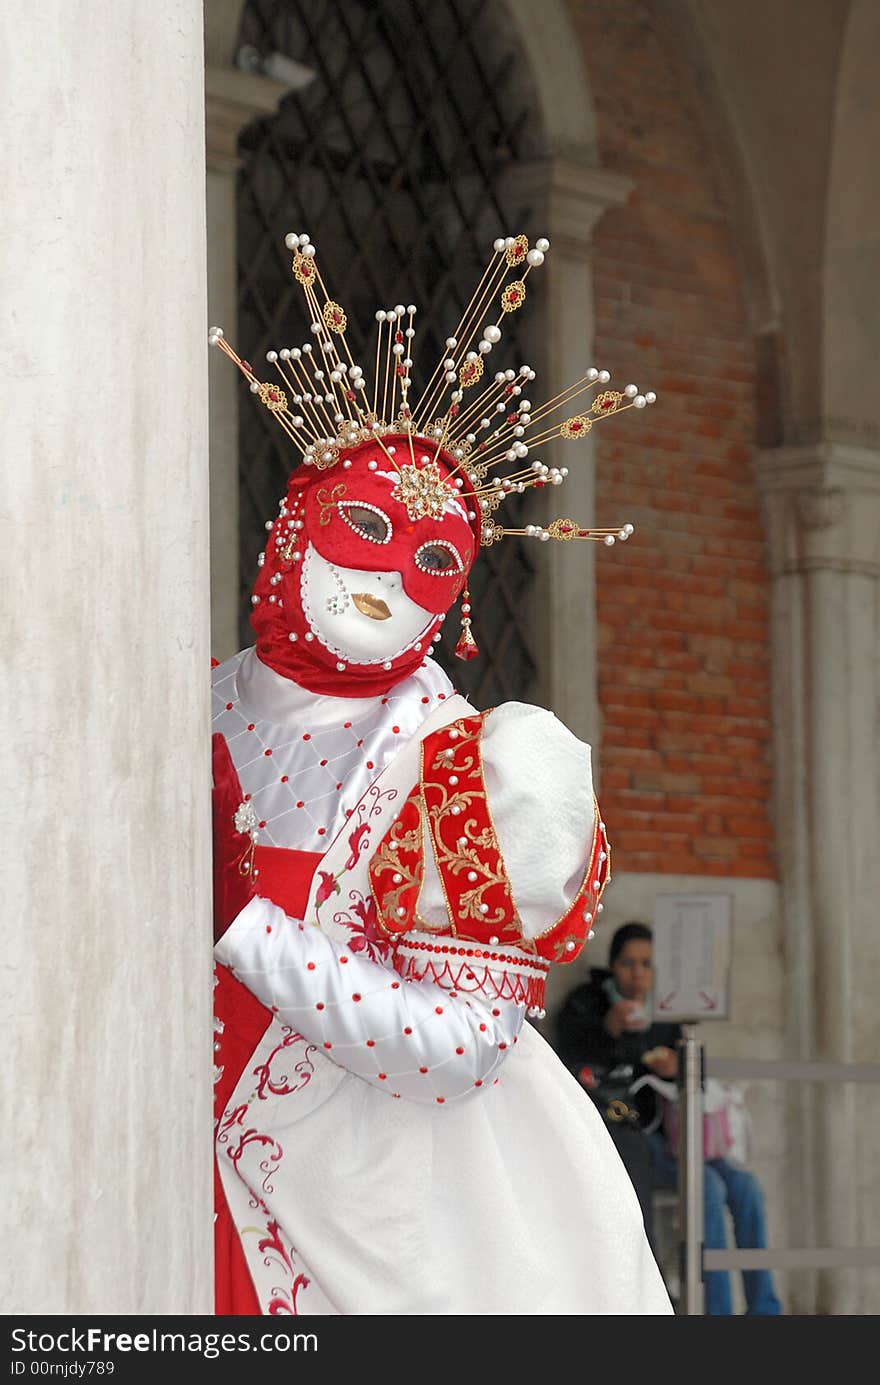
left=608, top=921, right=653, bottom=966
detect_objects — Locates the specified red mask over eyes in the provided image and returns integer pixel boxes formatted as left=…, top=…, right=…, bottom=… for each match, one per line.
left=250, top=434, right=481, bottom=697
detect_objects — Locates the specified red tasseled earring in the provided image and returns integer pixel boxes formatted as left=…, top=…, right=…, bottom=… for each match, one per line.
left=454, top=589, right=479, bottom=661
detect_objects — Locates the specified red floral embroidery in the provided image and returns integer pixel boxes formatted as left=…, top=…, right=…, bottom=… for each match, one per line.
left=315, top=869, right=339, bottom=905
left=345, top=822, right=371, bottom=871
left=252, top=1029, right=316, bottom=1100
left=335, top=891, right=392, bottom=963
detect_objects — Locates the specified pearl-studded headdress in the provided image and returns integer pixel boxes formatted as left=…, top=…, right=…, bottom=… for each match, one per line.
left=209, top=230, right=654, bottom=547
left=210, top=230, right=655, bottom=666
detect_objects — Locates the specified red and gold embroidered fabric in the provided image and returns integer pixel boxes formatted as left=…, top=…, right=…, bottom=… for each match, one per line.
left=368, top=711, right=611, bottom=968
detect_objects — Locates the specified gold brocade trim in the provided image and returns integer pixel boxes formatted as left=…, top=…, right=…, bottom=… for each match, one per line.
left=421, top=715, right=528, bottom=947
left=370, top=790, right=438, bottom=941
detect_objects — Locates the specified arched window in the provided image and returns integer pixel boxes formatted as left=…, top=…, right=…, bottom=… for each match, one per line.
left=236, top=0, right=544, bottom=706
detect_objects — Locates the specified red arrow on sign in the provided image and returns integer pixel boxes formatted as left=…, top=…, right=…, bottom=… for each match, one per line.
left=698, top=990, right=718, bottom=1010
left=657, top=990, right=678, bottom=1010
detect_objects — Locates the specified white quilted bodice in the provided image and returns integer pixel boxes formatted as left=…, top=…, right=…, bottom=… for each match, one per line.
left=211, top=648, right=461, bottom=851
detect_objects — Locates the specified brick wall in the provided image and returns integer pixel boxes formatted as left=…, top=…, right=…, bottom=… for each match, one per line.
left=571, top=0, right=775, bottom=878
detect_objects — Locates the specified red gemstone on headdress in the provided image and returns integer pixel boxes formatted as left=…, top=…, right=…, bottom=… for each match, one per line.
left=507, top=413, right=517, bottom=423
left=268, top=390, right=280, bottom=402
left=560, top=522, right=573, bottom=533
left=346, top=390, right=356, bottom=400
left=601, top=399, right=614, bottom=409
left=241, top=361, right=252, bottom=372
left=508, top=290, right=520, bottom=302
left=395, top=331, right=403, bottom=343
left=505, top=385, right=513, bottom=394
left=450, top=404, right=460, bottom=417
left=396, top=365, right=405, bottom=376
left=455, top=628, right=479, bottom=661
left=571, top=421, right=582, bottom=431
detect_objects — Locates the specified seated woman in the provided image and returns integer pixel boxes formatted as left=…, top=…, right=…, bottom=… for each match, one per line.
left=556, top=922, right=781, bottom=1315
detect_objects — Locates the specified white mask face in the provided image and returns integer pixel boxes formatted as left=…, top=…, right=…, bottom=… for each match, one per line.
left=300, top=544, right=436, bottom=663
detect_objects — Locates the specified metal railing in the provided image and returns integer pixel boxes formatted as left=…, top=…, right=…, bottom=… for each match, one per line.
left=676, top=1028, right=880, bottom=1313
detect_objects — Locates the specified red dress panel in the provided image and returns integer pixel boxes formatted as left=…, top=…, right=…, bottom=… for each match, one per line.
left=213, top=846, right=322, bottom=1315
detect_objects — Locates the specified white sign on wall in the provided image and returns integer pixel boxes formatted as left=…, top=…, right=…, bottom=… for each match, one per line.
left=652, top=893, right=732, bottom=1022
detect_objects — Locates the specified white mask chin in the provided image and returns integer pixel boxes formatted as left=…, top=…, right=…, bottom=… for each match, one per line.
left=301, top=545, right=436, bottom=664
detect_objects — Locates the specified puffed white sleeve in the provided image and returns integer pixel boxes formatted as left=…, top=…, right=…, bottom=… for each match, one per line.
left=214, top=899, right=522, bottom=1106
left=417, top=700, right=596, bottom=943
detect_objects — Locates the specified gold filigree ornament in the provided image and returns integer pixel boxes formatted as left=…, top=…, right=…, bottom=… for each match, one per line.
left=547, top=518, right=581, bottom=542
left=291, top=251, right=317, bottom=285
left=500, top=280, right=527, bottom=313
left=391, top=459, right=454, bottom=523
left=316, top=482, right=347, bottom=525
left=313, top=442, right=340, bottom=471
left=323, top=300, right=347, bottom=334
left=505, top=234, right=529, bottom=268
left=560, top=414, right=593, bottom=439
left=257, top=381, right=289, bottom=413
left=458, top=357, right=484, bottom=389
left=592, top=390, right=623, bottom=416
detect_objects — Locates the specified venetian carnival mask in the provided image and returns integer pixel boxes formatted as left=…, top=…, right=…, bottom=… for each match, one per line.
left=249, top=433, right=479, bottom=696
left=212, top=229, right=654, bottom=698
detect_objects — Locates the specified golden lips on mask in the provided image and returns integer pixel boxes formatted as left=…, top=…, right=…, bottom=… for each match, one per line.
left=351, top=593, right=392, bottom=620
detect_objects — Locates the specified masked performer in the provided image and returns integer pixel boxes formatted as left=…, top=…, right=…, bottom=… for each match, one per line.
left=210, top=233, right=670, bottom=1315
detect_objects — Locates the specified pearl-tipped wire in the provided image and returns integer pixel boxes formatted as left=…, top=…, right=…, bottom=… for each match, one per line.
left=380, top=314, right=394, bottom=429
left=401, top=306, right=418, bottom=469
left=485, top=257, right=538, bottom=333
left=414, top=249, right=513, bottom=427
left=388, top=314, right=401, bottom=426
left=426, top=246, right=543, bottom=432
left=472, top=392, right=655, bottom=489
left=431, top=415, right=454, bottom=470
left=312, top=261, right=363, bottom=381
left=400, top=306, right=416, bottom=407
left=475, top=388, right=652, bottom=469
left=445, top=368, right=525, bottom=439
left=279, top=344, right=339, bottom=436
left=275, top=350, right=339, bottom=438
left=413, top=246, right=505, bottom=424
left=515, top=371, right=607, bottom=430
left=372, top=315, right=383, bottom=420
left=452, top=362, right=604, bottom=458
left=302, top=282, right=358, bottom=427
left=214, top=337, right=312, bottom=453
left=469, top=466, right=546, bottom=496
left=269, top=358, right=328, bottom=444
left=488, top=524, right=628, bottom=542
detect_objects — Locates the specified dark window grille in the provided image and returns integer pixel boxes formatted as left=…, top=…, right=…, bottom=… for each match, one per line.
left=236, top=0, right=544, bottom=707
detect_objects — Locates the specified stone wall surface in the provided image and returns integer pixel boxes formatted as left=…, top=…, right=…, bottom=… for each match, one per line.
left=0, top=0, right=212, bottom=1314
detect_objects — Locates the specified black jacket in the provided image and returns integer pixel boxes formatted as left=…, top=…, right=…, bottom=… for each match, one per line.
left=555, top=968, right=682, bottom=1125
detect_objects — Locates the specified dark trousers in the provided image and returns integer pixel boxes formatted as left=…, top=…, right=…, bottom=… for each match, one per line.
left=606, top=1121, right=656, bottom=1249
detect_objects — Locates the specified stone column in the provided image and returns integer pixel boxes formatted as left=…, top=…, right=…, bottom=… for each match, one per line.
left=0, top=3, right=211, bottom=1312
left=756, top=442, right=880, bottom=1314
left=504, top=157, right=632, bottom=752
left=205, top=66, right=287, bottom=661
